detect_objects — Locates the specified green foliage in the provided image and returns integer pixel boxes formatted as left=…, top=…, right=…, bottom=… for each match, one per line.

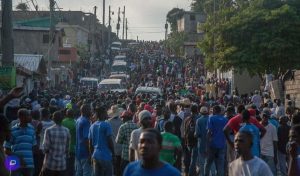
left=75, top=44, right=89, bottom=61
left=16, top=3, right=29, bottom=11
left=166, top=8, right=184, bottom=32
left=164, top=32, right=187, bottom=56
left=198, top=0, right=300, bottom=78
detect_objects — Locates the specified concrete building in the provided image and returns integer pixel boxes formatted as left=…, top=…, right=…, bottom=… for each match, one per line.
left=177, top=11, right=206, bottom=57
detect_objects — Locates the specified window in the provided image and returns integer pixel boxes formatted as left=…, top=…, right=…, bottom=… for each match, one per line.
left=190, top=15, right=195, bottom=21
left=59, top=49, right=71, bottom=55
left=42, top=34, right=49, bottom=43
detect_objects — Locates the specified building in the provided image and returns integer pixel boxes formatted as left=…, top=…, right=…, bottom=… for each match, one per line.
left=177, top=11, right=206, bottom=57
left=0, top=54, right=47, bottom=94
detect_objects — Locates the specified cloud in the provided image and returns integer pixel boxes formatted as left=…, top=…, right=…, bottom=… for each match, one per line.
left=19, top=0, right=191, bottom=41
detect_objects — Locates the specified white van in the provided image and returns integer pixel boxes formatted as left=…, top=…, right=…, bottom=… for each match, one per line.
left=114, top=55, right=127, bottom=62
left=109, top=73, right=129, bottom=83
left=80, top=77, right=99, bottom=89
left=111, top=41, right=122, bottom=51
left=135, top=86, right=163, bottom=96
left=111, top=60, right=128, bottom=74
left=98, top=79, right=126, bottom=93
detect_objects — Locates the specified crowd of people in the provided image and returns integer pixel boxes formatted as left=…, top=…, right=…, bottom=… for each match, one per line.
left=0, top=41, right=300, bottom=176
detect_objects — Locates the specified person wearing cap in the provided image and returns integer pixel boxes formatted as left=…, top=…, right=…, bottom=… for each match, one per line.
left=116, top=111, right=138, bottom=175
left=195, top=106, right=215, bottom=176
left=106, top=105, right=122, bottom=176
left=277, top=115, right=290, bottom=176
left=129, top=110, right=152, bottom=162
left=260, top=108, right=278, bottom=175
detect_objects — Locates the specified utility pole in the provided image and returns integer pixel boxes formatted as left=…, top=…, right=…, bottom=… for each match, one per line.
left=165, top=21, right=168, bottom=41
left=108, top=6, right=112, bottom=48
left=125, top=18, right=128, bottom=40
left=137, top=36, right=138, bottom=42
left=102, top=0, right=105, bottom=26
left=116, top=7, right=121, bottom=39
left=122, top=6, right=125, bottom=41
left=48, top=0, right=55, bottom=81
left=1, top=0, right=14, bottom=66
left=102, top=0, right=105, bottom=51
left=92, top=6, right=97, bottom=57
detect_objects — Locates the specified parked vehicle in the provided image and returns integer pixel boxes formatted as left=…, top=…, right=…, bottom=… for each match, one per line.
left=98, top=79, right=126, bottom=93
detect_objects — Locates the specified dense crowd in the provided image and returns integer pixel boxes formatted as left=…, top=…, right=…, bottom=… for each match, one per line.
left=0, top=42, right=300, bottom=176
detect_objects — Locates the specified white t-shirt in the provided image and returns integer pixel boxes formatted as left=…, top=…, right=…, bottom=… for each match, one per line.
left=129, top=128, right=142, bottom=161
left=229, top=156, right=273, bottom=176
left=251, top=94, right=262, bottom=108
left=260, top=123, right=278, bottom=157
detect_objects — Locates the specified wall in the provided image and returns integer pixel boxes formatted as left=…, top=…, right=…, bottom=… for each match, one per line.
left=11, top=28, right=61, bottom=61
left=58, top=24, right=89, bottom=46
left=285, top=70, right=300, bottom=107
left=232, top=71, right=261, bottom=95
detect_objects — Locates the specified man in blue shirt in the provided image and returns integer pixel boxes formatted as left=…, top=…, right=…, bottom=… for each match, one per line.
left=4, top=109, right=37, bottom=176
left=123, top=128, right=180, bottom=176
left=75, top=104, right=92, bottom=176
left=88, top=106, right=115, bottom=176
left=205, top=105, right=228, bottom=176
left=195, top=106, right=214, bottom=176
left=239, top=110, right=260, bottom=157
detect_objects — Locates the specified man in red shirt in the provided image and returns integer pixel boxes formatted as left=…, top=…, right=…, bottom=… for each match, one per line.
left=223, top=105, right=266, bottom=149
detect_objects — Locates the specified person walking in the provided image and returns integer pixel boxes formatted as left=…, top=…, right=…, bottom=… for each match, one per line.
left=116, top=111, right=138, bottom=174
left=260, top=108, right=278, bottom=175
left=229, top=131, right=273, bottom=175
left=89, top=106, right=115, bottom=176
left=123, top=128, right=181, bottom=176
left=61, top=109, right=76, bottom=176
left=129, top=110, right=152, bottom=161
left=39, top=111, right=70, bottom=176
left=4, top=109, right=37, bottom=176
left=205, top=105, right=228, bottom=176
left=75, top=104, right=92, bottom=176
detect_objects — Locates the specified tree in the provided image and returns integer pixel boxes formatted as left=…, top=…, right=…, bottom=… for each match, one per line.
left=198, top=0, right=300, bottom=78
left=164, top=32, right=187, bottom=56
left=76, top=44, right=89, bottom=61
left=16, top=3, right=29, bottom=11
left=166, top=8, right=184, bottom=33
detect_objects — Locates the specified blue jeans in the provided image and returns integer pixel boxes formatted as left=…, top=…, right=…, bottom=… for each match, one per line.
left=261, top=155, right=276, bottom=175
left=278, top=151, right=287, bottom=176
left=92, top=159, right=113, bottom=176
left=189, top=146, right=198, bottom=176
left=75, top=158, right=92, bottom=176
left=199, top=152, right=216, bottom=176
left=204, top=147, right=225, bottom=176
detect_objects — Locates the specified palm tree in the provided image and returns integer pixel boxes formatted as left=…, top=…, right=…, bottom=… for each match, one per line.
left=16, top=3, right=29, bottom=11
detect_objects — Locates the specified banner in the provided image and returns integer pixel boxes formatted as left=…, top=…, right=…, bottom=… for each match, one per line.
left=0, top=67, right=16, bottom=90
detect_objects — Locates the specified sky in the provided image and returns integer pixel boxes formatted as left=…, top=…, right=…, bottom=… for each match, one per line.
left=14, top=0, right=192, bottom=41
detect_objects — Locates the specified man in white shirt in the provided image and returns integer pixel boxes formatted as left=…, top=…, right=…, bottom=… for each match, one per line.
left=129, top=110, right=152, bottom=161
left=260, top=109, right=278, bottom=175
left=229, top=131, right=273, bottom=176
left=251, top=90, right=262, bottom=109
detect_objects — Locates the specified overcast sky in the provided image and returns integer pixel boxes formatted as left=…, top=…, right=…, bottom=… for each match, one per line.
left=14, top=0, right=192, bottom=41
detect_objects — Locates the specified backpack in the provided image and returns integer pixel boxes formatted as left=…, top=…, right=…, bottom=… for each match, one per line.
left=184, top=115, right=198, bottom=147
